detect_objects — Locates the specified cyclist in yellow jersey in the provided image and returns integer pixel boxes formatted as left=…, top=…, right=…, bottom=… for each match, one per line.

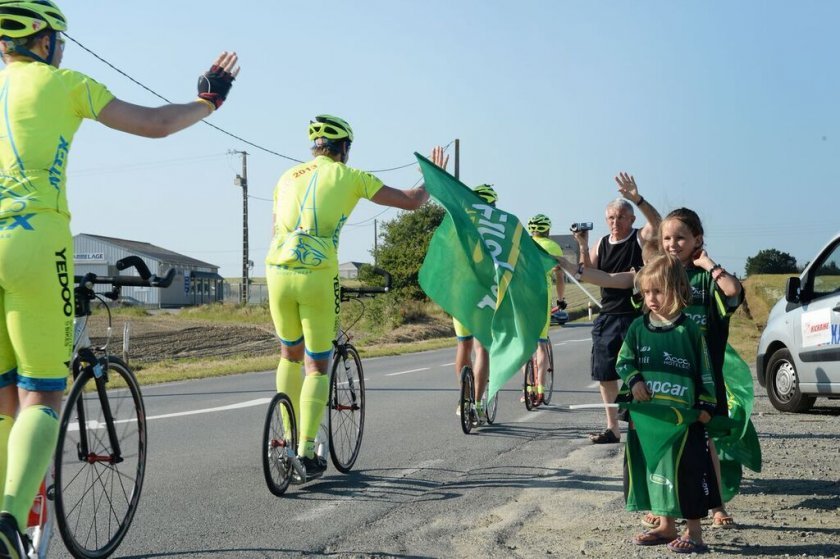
left=453, top=184, right=497, bottom=420
left=0, top=2, right=239, bottom=555
left=526, top=214, right=566, bottom=405
left=266, top=114, right=447, bottom=481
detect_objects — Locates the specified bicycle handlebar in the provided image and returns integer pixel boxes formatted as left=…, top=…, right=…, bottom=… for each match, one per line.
left=74, top=257, right=176, bottom=289
left=340, top=267, right=392, bottom=298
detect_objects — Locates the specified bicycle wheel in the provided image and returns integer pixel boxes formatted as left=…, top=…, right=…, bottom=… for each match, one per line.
left=485, top=386, right=498, bottom=425
left=459, top=366, right=474, bottom=434
left=543, top=339, right=555, bottom=405
left=262, top=392, right=297, bottom=496
left=328, top=344, right=365, bottom=473
left=523, top=358, right=536, bottom=411
left=54, top=357, right=146, bottom=559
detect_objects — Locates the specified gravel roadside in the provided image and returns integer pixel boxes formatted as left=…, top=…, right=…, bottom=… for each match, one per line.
left=500, top=390, right=840, bottom=558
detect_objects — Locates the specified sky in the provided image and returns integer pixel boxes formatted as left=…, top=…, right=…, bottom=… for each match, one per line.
left=59, top=1, right=838, bottom=280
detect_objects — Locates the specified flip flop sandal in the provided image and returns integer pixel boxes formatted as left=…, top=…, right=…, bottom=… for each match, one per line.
left=589, top=429, right=620, bottom=444
left=632, top=530, right=673, bottom=546
left=667, top=536, right=709, bottom=554
left=641, top=513, right=660, bottom=528
left=711, top=514, right=737, bottom=529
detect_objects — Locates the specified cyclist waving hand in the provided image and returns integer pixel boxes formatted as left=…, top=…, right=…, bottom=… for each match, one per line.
left=266, top=115, right=447, bottom=481
left=0, top=2, right=239, bottom=556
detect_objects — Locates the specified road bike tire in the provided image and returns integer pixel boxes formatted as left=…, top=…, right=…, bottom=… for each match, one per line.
left=485, top=387, right=498, bottom=425
left=543, top=339, right=555, bottom=405
left=328, top=344, right=365, bottom=473
left=523, top=359, right=536, bottom=411
left=459, top=366, right=474, bottom=434
left=54, top=357, right=146, bottom=559
left=262, top=392, right=297, bottom=496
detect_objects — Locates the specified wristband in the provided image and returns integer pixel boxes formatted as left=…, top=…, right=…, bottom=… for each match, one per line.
left=574, top=263, right=584, bottom=280
left=196, top=98, right=216, bottom=112
left=636, top=196, right=645, bottom=206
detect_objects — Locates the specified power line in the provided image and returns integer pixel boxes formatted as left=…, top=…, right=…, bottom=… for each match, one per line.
left=66, top=34, right=446, bottom=173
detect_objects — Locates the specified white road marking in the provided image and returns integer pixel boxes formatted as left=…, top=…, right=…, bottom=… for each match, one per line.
left=385, top=367, right=429, bottom=377
left=66, top=398, right=273, bottom=431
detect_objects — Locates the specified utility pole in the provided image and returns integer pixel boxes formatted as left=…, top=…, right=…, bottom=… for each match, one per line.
left=231, top=150, right=249, bottom=305
left=454, top=138, right=460, bottom=181
left=374, top=219, right=378, bottom=266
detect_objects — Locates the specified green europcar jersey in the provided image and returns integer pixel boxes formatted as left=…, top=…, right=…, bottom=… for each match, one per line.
left=616, top=314, right=717, bottom=413
left=0, top=61, right=115, bottom=220
left=617, top=314, right=719, bottom=518
left=683, top=266, right=743, bottom=413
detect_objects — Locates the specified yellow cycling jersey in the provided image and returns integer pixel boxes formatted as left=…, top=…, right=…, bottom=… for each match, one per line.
left=266, top=156, right=384, bottom=271
left=0, top=61, right=114, bottom=220
left=532, top=235, right=564, bottom=260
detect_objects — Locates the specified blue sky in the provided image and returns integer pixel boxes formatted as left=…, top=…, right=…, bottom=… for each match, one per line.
left=61, top=1, right=837, bottom=279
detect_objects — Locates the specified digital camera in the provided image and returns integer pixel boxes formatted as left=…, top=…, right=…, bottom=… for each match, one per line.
left=570, top=222, right=594, bottom=233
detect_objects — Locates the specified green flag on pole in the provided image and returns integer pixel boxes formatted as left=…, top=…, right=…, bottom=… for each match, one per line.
left=415, top=153, right=557, bottom=400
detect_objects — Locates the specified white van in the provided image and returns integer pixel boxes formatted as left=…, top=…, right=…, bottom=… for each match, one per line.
left=756, top=232, right=840, bottom=412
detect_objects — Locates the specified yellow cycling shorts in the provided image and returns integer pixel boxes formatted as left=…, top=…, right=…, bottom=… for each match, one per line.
left=266, top=265, right=339, bottom=360
left=0, top=212, right=73, bottom=391
left=453, top=317, right=473, bottom=341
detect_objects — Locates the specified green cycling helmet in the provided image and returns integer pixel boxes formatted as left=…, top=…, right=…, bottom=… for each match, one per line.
left=0, top=0, right=67, bottom=37
left=527, top=213, right=551, bottom=233
left=473, top=184, right=498, bottom=206
left=308, top=114, right=353, bottom=143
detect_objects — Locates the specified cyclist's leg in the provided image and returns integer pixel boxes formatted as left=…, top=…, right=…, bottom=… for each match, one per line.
left=473, top=340, right=489, bottom=409
left=0, top=226, right=71, bottom=536
left=453, top=319, right=473, bottom=415
left=535, top=310, right=551, bottom=400
left=453, top=319, right=473, bottom=385
left=296, top=270, right=339, bottom=460
left=267, top=266, right=306, bottom=430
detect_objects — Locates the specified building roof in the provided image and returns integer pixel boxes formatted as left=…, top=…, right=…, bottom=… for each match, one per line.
left=338, top=261, right=367, bottom=269
left=76, top=233, right=218, bottom=270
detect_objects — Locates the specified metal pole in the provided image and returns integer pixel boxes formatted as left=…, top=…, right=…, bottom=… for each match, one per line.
left=230, top=150, right=249, bottom=305
left=454, top=138, right=460, bottom=181
left=374, top=219, right=378, bottom=266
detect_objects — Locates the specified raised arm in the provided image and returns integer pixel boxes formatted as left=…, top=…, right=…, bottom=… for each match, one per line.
left=98, top=52, right=239, bottom=138
left=371, top=145, right=449, bottom=211
left=615, top=171, right=661, bottom=243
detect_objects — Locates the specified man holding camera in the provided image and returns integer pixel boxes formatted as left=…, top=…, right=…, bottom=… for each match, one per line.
left=579, top=172, right=661, bottom=443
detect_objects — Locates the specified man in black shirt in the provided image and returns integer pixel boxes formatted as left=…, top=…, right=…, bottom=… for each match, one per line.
left=581, top=172, right=661, bottom=443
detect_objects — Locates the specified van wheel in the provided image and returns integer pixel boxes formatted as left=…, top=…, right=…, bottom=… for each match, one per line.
left=766, top=348, right=815, bottom=413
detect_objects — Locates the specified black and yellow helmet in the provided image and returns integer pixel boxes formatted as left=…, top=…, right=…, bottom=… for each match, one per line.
left=527, top=213, right=551, bottom=233
left=0, top=0, right=66, bottom=38
left=473, top=184, right=498, bottom=206
left=308, top=114, right=353, bottom=143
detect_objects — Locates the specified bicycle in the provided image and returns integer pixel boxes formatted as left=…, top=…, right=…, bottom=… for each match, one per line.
left=262, top=268, right=391, bottom=496
left=458, top=366, right=498, bottom=435
left=523, top=336, right=554, bottom=411
left=27, top=256, right=174, bottom=559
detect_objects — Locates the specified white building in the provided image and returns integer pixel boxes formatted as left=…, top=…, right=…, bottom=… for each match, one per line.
left=74, top=234, right=224, bottom=307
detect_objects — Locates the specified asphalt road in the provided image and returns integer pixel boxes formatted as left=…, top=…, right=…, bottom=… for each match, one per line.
left=50, top=323, right=605, bottom=558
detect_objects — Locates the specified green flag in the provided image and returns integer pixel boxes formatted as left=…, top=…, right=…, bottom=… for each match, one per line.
left=714, top=344, right=763, bottom=500
left=415, top=154, right=557, bottom=400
